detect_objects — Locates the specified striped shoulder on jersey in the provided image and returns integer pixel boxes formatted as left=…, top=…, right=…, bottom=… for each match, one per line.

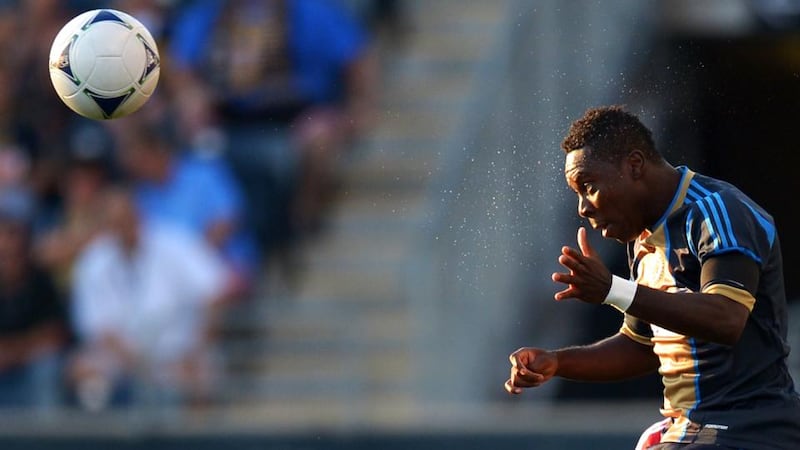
left=683, top=179, right=740, bottom=253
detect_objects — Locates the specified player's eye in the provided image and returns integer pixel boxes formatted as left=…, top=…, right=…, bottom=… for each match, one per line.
left=583, top=182, right=596, bottom=194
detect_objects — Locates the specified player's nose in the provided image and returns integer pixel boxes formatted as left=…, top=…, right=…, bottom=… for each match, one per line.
left=578, top=195, right=594, bottom=218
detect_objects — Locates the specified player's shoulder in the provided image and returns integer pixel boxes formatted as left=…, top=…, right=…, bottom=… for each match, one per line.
left=686, top=171, right=736, bottom=199
left=682, top=171, right=778, bottom=259
left=684, top=171, right=768, bottom=219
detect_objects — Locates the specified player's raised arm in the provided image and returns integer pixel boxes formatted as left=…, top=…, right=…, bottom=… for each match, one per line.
left=623, top=257, right=752, bottom=346
left=553, top=228, right=751, bottom=346
left=505, top=333, right=659, bottom=395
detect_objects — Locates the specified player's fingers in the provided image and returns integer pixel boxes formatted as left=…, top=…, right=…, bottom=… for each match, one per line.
left=558, top=253, right=584, bottom=272
left=514, top=367, right=544, bottom=383
left=511, top=377, right=546, bottom=390
left=560, top=247, right=591, bottom=272
left=508, top=351, right=527, bottom=375
left=510, top=370, right=544, bottom=388
left=552, top=271, right=575, bottom=284
left=505, top=378, right=522, bottom=395
left=561, top=245, right=581, bottom=258
left=509, top=352, right=518, bottom=367
left=577, top=227, right=597, bottom=258
left=554, top=286, right=579, bottom=301
left=562, top=244, right=592, bottom=263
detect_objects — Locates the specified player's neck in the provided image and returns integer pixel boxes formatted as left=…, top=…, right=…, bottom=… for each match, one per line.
left=646, top=162, right=682, bottom=228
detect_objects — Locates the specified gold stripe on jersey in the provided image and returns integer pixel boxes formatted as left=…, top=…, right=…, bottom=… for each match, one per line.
left=620, top=323, right=653, bottom=346
left=633, top=170, right=701, bottom=441
left=635, top=245, right=675, bottom=291
left=673, top=168, right=695, bottom=209
left=653, top=334, right=695, bottom=376
left=702, top=283, right=756, bottom=312
left=656, top=335, right=700, bottom=442
left=651, top=323, right=697, bottom=425
left=662, top=416, right=698, bottom=443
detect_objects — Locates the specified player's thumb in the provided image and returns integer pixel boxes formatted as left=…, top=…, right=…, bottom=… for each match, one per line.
left=577, top=227, right=597, bottom=258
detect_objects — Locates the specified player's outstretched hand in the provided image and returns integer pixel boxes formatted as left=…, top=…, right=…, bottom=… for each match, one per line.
left=551, top=227, right=612, bottom=304
left=504, top=347, right=558, bottom=394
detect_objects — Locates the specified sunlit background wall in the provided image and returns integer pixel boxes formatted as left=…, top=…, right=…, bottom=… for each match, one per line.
left=0, top=0, right=799, bottom=449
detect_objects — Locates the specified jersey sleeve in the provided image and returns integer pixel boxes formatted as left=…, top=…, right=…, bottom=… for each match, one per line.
left=686, top=190, right=775, bottom=266
left=686, top=190, right=774, bottom=311
left=620, top=314, right=653, bottom=346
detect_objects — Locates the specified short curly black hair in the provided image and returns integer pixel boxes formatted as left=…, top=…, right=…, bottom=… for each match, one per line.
left=561, top=105, right=658, bottom=162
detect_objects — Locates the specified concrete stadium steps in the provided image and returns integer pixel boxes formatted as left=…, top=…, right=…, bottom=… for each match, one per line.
left=293, top=265, right=407, bottom=303
left=409, top=0, right=509, bottom=30
left=223, top=351, right=412, bottom=401
left=325, top=189, right=427, bottom=223
left=367, top=109, right=460, bottom=141
left=340, top=142, right=439, bottom=192
left=220, top=293, right=413, bottom=401
left=380, top=73, right=471, bottom=108
left=396, top=31, right=494, bottom=65
left=216, top=0, right=513, bottom=419
left=241, top=305, right=407, bottom=342
left=297, top=228, right=415, bottom=265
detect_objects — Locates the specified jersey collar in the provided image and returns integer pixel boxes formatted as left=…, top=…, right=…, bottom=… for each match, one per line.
left=641, top=166, right=695, bottom=246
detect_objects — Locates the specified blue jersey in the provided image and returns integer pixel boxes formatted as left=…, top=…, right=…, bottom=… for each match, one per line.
left=620, top=166, right=800, bottom=448
left=169, top=0, right=368, bottom=108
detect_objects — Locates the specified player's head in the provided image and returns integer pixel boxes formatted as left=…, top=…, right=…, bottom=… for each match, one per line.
left=561, top=105, right=659, bottom=163
left=560, top=106, right=663, bottom=243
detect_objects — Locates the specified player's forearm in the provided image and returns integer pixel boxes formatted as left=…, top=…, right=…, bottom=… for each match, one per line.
left=554, top=333, right=659, bottom=382
left=626, top=285, right=748, bottom=346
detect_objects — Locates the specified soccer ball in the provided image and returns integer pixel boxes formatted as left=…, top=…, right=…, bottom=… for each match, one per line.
left=48, top=9, right=160, bottom=120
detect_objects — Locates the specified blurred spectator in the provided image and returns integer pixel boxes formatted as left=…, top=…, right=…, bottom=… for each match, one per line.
left=0, top=187, right=69, bottom=409
left=14, top=0, right=75, bottom=200
left=168, top=0, right=378, bottom=268
left=117, top=122, right=258, bottom=297
left=68, top=187, right=236, bottom=410
left=0, top=66, right=37, bottom=193
left=109, top=0, right=176, bottom=42
left=0, top=4, right=16, bottom=61
left=346, top=0, right=409, bottom=38
left=34, top=122, right=114, bottom=296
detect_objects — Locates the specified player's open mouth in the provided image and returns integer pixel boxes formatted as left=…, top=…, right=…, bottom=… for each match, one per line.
left=590, top=221, right=606, bottom=231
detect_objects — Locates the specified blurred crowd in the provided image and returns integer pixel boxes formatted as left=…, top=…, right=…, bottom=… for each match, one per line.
left=0, top=0, right=395, bottom=412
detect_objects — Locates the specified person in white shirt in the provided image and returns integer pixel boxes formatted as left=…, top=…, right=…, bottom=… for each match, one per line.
left=68, top=187, right=235, bottom=410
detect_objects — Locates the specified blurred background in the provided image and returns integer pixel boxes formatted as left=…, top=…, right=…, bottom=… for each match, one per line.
left=1, top=0, right=799, bottom=448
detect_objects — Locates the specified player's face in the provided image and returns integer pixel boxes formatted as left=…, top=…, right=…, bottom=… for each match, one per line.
left=564, top=147, right=643, bottom=242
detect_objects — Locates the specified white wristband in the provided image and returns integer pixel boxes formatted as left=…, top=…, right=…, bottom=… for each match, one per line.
left=603, top=275, right=637, bottom=312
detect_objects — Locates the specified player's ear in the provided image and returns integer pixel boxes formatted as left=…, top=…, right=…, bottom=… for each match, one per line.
left=627, top=150, right=645, bottom=180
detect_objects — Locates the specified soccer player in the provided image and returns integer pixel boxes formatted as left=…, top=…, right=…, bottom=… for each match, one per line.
left=505, top=106, right=800, bottom=449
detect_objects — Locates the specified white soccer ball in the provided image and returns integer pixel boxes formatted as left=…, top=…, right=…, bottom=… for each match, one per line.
left=48, top=9, right=160, bottom=120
